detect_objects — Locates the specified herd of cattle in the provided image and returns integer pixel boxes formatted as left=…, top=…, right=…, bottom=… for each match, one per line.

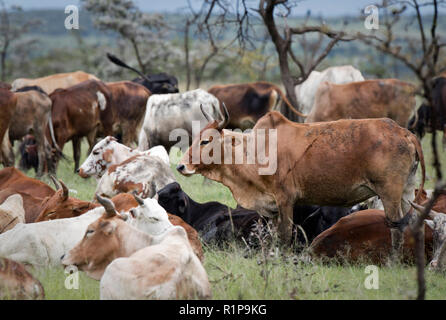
left=0, top=56, right=445, bottom=300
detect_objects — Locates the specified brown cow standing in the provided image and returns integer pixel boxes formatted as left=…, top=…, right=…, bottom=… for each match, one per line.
left=106, top=81, right=151, bottom=146
left=208, top=81, right=307, bottom=130
left=309, top=210, right=433, bottom=265
left=9, top=86, right=54, bottom=176
left=306, top=79, right=417, bottom=127
left=0, top=257, right=45, bottom=299
left=178, top=107, right=425, bottom=260
left=0, top=89, right=17, bottom=167
left=48, top=79, right=113, bottom=172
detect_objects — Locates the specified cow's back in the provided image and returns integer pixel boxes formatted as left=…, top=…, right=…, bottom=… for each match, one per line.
left=310, top=210, right=433, bottom=264
left=307, top=79, right=416, bottom=126
left=12, top=71, right=99, bottom=95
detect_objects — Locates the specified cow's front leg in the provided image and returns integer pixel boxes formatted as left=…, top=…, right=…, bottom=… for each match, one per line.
left=390, top=228, right=404, bottom=264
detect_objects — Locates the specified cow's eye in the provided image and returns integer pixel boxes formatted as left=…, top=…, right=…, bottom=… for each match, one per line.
left=47, top=211, right=56, bottom=216
left=200, top=140, right=210, bottom=146
left=93, top=151, right=99, bottom=155
left=85, top=229, right=94, bottom=237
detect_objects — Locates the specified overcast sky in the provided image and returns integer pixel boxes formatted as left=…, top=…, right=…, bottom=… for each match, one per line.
left=5, top=0, right=409, bottom=17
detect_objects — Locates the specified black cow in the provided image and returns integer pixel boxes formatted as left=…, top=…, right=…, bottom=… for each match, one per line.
left=107, top=53, right=179, bottom=94
left=408, top=77, right=446, bottom=140
left=18, top=134, right=39, bottom=172
left=157, top=182, right=364, bottom=247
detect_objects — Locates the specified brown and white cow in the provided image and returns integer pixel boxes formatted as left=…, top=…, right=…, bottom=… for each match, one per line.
left=48, top=79, right=113, bottom=172
left=95, top=154, right=176, bottom=199
left=106, top=81, right=151, bottom=146
left=0, top=168, right=55, bottom=222
left=177, top=105, right=425, bottom=259
left=208, top=81, right=306, bottom=129
left=309, top=209, right=433, bottom=265
left=306, top=79, right=417, bottom=127
left=11, top=70, right=99, bottom=95
left=0, top=257, right=45, bottom=299
left=0, top=88, right=17, bottom=167
left=9, top=86, right=55, bottom=176
left=78, top=136, right=169, bottom=180
left=62, top=195, right=210, bottom=299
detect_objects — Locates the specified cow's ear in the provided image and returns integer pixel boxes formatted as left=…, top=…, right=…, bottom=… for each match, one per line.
left=424, top=220, right=435, bottom=230
left=100, top=221, right=116, bottom=235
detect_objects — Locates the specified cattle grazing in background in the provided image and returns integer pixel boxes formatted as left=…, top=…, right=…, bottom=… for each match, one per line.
left=294, top=65, right=365, bottom=115
left=95, top=153, right=176, bottom=199
left=306, top=79, right=417, bottom=127
left=157, top=182, right=365, bottom=246
left=177, top=105, right=426, bottom=260
left=0, top=88, right=17, bottom=167
left=106, top=53, right=179, bottom=94
left=138, top=89, right=222, bottom=152
left=208, top=81, right=307, bottom=130
left=408, top=76, right=446, bottom=143
left=0, top=194, right=25, bottom=234
left=10, top=86, right=56, bottom=176
left=0, top=257, right=45, bottom=300
left=62, top=195, right=210, bottom=299
left=0, top=168, right=55, bottom=222
left=105, top=81, right=151, bottom=146
left=78, top=136, right=169, bottom=180
left=309, top=209, right=434, bottom=265
left=11, top=70, right=100, bottom=95
left=47, top=79, right=113, bottom=172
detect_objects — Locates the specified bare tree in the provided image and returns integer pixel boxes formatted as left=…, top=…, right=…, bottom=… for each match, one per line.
left=0, top=2, right=40, bottom=81
left=186, top=0, right=353, bottom=120
left=82, top=0, right=170, bottom=74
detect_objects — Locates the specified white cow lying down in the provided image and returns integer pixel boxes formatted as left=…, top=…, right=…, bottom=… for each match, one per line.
left=62, top=195, right=211, bottom=299
left=78, top=136, right=170, bottom=181
left=0, top=194, right=177, bottom=267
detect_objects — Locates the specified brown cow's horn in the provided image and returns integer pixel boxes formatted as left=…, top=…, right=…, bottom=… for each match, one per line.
left=96, top=194, right=117, bottom=217
left=217, top=102, right=230, bottom=130
left=50, top=175, right=61, bottom=190
left=133, top=193, right=145, bottom=206
left=200, top=104, right=214, bottom=123
left=59, top=179, right=69, bottom=200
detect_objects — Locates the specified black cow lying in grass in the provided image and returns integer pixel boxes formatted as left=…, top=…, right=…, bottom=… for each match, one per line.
left=157, top=182, right=365, bottom=247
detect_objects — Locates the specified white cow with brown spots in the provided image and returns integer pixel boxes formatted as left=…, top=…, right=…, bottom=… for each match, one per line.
left=78, top=136, right=169, bottom=181
left=95, top=153, right=176, bottom=199
left=62, top=195, right=211, bottom=300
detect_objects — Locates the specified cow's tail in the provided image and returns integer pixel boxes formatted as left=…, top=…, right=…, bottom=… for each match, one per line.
left=273, top=85, right=307, bottom=118
left=106, top=53, right=152, bottom=83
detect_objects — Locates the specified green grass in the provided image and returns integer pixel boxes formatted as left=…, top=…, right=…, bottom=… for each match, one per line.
left=9, top=130, right=446, bottom=300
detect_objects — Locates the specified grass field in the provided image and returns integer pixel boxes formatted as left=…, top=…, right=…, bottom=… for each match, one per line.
left=14, top=132, right=446, bottom=300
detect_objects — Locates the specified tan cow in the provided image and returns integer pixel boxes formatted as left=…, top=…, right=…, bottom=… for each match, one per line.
left=177, top=106, right=425, bottom=259
left=0, top=257, right=45, bottom=299
left=0, top=194, right=25, bottom=234
left=62, top=196, right=210, bottom=300
left=11, top=71, right=99, bottom=95
left=306, top=79, right=417, bottom=127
